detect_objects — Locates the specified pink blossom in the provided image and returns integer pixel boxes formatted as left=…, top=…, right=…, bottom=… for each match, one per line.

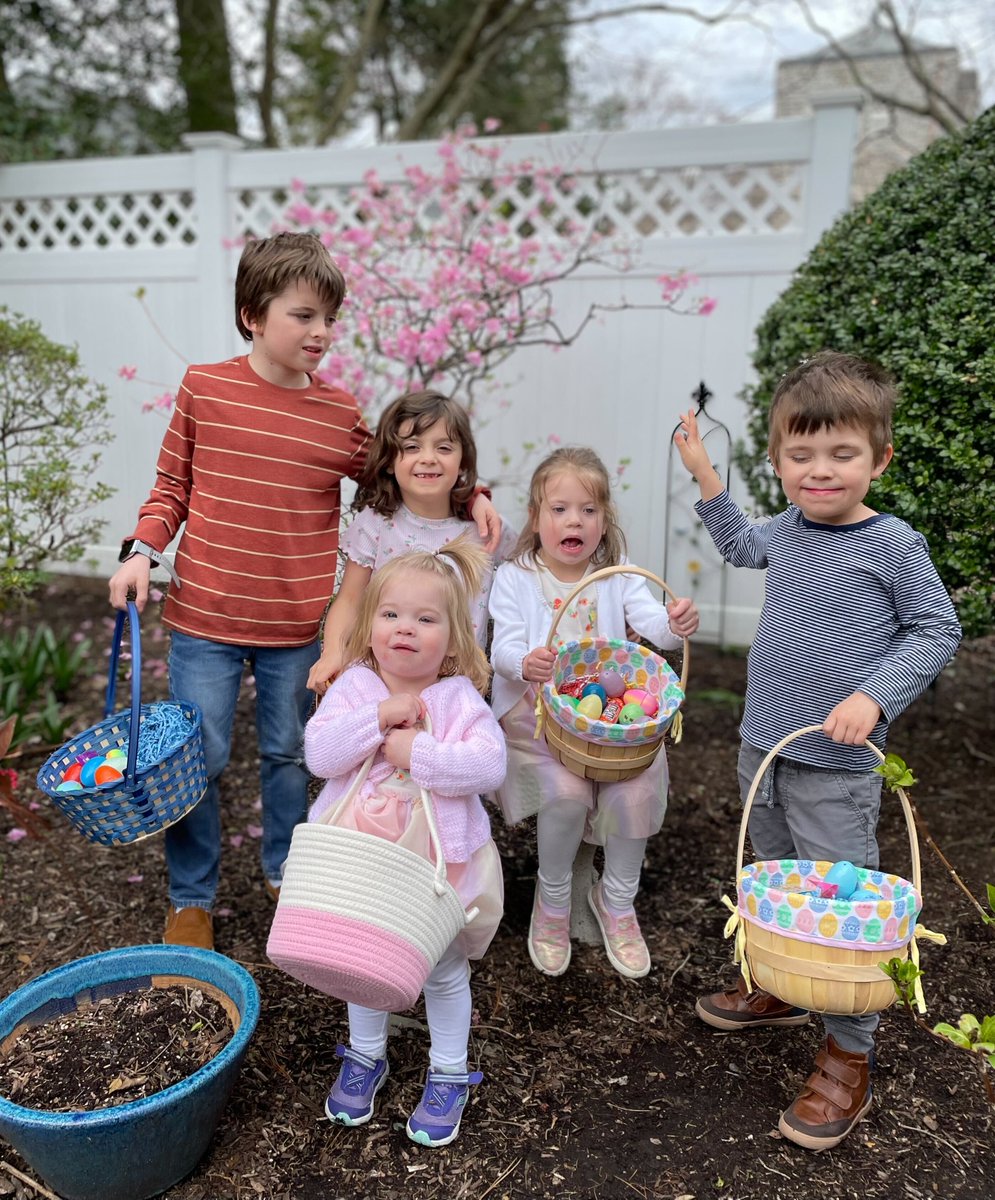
left=118, top=365, right=137, bottom=380
left=127, top=874, right=144, bottom=884
left=246, top=824, right=263, bottom=839
left=6, top=829, right=27, bottom=843
left=483, top=118, right=502, bottom=133
left=698, top=296, right=718, bottom=316
left=229, top=834, right=244, bottom=848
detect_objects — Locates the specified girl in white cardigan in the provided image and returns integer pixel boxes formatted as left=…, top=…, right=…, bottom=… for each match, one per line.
left=489, top=448, right=699, bottom=980
left=306, top=536, right=506, bottom=1147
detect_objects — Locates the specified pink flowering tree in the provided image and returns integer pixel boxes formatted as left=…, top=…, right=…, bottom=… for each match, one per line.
left=124, top=121, right=714, bottom=482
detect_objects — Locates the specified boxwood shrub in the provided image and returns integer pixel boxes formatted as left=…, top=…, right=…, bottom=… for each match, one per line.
left=736, top=106, right=995, bottom=638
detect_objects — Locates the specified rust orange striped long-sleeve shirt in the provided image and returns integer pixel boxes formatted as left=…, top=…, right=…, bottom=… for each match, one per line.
left=128, top=356, right=371, bottom=647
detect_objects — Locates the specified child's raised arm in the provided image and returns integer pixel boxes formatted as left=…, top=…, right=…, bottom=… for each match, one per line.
left=673, top=409, right=725, bottom=502
left=470, top=491, right=502, bottom=553
left=307, top=559, right=373, bottom=694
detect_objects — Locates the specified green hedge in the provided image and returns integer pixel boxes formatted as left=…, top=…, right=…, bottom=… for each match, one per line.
left=737, top=106, right=995, bottom=638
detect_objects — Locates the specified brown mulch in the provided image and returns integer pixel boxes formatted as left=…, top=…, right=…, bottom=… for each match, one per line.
left=0, top=985, right=232, bottom=1112
left=1, top=576, right=994, bottom=1200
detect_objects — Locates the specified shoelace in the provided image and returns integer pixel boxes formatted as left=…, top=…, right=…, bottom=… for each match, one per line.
left=336, top=1045, right=380, bottom=1095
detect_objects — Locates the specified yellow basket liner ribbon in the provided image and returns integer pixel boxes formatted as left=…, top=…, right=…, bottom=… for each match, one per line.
left=720, top=894, right=751, bottom=992
left=669, top=709, right=683, bottom=745
left=909, top=924, right=947, bottom=1013
left=533, top=692, right=545, bottom=741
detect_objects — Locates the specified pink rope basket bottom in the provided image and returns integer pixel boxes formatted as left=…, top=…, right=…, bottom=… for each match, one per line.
left=267, top=905, right=432, bottom=1012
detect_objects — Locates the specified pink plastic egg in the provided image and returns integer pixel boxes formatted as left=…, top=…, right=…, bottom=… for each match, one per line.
left=622, top=689, right=648, bottom=707
left=639, top=694, right=659, bottom=717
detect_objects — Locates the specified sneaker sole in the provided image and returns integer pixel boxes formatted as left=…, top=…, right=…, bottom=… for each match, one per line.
left=324, top=1065, right=389, bottom=1126
left=695, top=999, right=811, bottom=1031
left=777, top=1093, right=872, bottom=1151
left=586, top=886, right=650, bottom=979
left=527, top=907, right=571, bottom=977
left=406, top=1117, right=463, bottom=1148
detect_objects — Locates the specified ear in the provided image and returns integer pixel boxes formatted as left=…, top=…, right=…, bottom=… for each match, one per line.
left=241, top=306, right=262, bottom=336
left=767, top=446, right=781, bottom=478
left=871, top=444, right=894, bottom=479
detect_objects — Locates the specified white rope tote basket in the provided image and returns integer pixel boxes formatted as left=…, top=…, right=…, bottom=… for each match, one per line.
left=267, top=719, right=476, bottom=1013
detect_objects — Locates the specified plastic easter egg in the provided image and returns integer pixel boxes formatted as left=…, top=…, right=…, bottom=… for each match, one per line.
left=581, top=683, right=608, bottom=705
left=599, top=669, right=626, bottom=698
left=622, top=689, right=647, bottom=707
left=94, top=764, right=124, bottom=786
left=617, top=703, right=645, bottom=725
left=560, top=695, right=580, bottom=709
left=79, top=756, right=106, bottom=787
left=103, top=747, right=127, bottom=762
left=824, top=860, right=860, bottom=900
left=638, top=693, right=659, bottom=717
left=62, top=761, right=84, bottom=784
left=56, top=780, right=84, bottom=793
left=848, top=887, right=880, bottom=901
left=577, top=694, right=603, bottom=719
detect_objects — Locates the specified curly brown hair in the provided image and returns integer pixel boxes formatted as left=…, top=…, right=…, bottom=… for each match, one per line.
left=509, top=446, right=627, bottom=568
left=343, top=533, right=491, bottom=694
left=352, top=390, right=478, bottom=517
left=235, top=232, right=347, bottom=341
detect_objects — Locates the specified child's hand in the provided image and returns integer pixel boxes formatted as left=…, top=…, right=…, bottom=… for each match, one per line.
left=522, top=646, right=556, bottom=683
left=307, top=649, right=343, bottom=695
left=673, top=410, right=724, bottom=500
left=383, top=726, right=418, bottom=770
left=470, top=491, right=502, bottom=554
left=823, top=692, right=882, bottom=745
left=667, top=596, right=700, bottom=638
left=378, top=694, right=425, bottom=732
left=108, top=554, right=152, bottom=613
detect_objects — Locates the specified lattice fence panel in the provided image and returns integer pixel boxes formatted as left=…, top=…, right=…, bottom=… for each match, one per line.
left=233, top=162, right=804, bottom=243
left=0, top=191, right=196, bottom=252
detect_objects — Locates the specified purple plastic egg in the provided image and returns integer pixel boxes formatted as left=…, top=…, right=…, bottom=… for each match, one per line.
left=599, top=669, right=626, bottom=698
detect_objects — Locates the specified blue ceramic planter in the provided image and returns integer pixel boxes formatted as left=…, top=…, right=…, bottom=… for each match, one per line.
left=0, top=944, right=260, bottom=1200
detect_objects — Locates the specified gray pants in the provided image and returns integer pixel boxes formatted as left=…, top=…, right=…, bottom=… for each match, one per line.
left=739, top=742, right=884, bottom=1054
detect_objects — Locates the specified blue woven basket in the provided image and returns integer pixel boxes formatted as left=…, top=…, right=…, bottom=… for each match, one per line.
left=36, top=602, right=207, bottom=846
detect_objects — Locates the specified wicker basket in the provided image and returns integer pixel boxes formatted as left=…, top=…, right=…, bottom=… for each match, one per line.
left=267, top=716, right=477, bottom=1013
left=734, top=725, right=923, bottom=1015
left=36, top=602, right=207, bottom=846
left=537, top=564, right=689, bottom=783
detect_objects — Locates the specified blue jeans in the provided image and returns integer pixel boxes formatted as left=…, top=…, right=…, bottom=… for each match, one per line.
left=166, top=631, right=319, bottom=909
left=739, top=742, right=883, bottom=1054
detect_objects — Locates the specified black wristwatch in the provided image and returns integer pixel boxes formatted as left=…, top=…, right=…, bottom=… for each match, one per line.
left=119, top=539, right=181, bottom=587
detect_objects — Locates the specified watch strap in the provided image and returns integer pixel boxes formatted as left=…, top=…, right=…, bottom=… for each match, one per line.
left=120, top=539, right=181, bottom=588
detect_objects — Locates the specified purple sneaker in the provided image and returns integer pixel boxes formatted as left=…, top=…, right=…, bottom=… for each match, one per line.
left=324, top=1044, right=389, bottom=1126
left=405, top=1068, right=483, bottom=1147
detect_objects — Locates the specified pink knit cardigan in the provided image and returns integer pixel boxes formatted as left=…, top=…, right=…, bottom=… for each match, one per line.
left=304, top=665, right=506, bottom=863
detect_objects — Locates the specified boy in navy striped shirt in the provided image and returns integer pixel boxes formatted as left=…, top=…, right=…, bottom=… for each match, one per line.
left=674, top=351, right=961, bottom=1151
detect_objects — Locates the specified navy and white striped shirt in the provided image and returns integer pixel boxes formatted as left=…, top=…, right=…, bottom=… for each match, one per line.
left=696, top=492, right=962, bottom=770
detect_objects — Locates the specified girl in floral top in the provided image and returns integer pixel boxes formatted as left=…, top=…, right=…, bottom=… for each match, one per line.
left=308, top=390, right=515, bottom=694
left=489, top=448, right=699, bottom=980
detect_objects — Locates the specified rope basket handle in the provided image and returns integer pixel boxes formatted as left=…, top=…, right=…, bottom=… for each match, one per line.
left=103, top=600, right=143, bottom=785
left=542, top=564, right=690, bottom=692
left=316, top=712, right=466, bottom=905
left=735, top=724, right=921, bottom=894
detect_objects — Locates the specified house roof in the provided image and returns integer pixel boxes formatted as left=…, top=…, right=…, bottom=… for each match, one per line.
left=780, top=19, right=949, bottom=65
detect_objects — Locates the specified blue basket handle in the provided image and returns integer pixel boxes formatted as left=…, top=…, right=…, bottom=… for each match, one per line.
left=104, top=600, right=143, bottom=783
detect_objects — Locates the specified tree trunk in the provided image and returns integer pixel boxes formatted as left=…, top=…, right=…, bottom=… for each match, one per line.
left=174, top=0, right=239, bottom=136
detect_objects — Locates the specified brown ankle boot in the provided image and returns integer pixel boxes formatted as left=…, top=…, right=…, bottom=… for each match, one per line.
left=695, top=975, right=810, bottom=1030
left=778, top=1036, right=873, bottom=1151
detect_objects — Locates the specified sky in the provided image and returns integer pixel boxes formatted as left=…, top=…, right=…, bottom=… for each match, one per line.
left=569, top=0, right=994, bottom=129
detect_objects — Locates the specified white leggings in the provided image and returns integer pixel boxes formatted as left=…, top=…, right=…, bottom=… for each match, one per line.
left=537, top=796, right=648, bottom=913
left=347, top=941, right=472, bottom=1072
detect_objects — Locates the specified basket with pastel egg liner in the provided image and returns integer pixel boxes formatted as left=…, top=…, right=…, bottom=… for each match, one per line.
left=724, top=724, right=946, bottom=1016
left=534, top=564, right=690, bottom=784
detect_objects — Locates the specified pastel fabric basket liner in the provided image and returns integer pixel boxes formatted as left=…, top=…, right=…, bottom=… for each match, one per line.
left=535, top=565, right=689, bottom=784
left=36, top=601, right=207, bottom=846
left=721, top=725, right=945, bottom=1016
left=267, top=717, right=476, bottom=1013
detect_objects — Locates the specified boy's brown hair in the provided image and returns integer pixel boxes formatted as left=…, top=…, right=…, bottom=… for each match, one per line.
left=768, top=350, right=896, bottom=464
left=235, top=232, right=347, bottom=341
left=353, top=390, right=479, bottom=518
left=510, top=446, right=627, bottom=568
left=343, top=533, right=491, bottom=694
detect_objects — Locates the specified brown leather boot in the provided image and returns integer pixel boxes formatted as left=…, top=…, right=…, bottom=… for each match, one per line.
left=778, top=1036, right=873, bottom=1151
left=696, top=975, right=810, bottom=1030
left=163, top=905, right=214, bottom=951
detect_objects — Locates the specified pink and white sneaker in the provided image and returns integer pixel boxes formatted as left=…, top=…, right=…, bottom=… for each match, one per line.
left=588, top=882, right=650, bottom=978
left=528, top=888, right=571, bottom=976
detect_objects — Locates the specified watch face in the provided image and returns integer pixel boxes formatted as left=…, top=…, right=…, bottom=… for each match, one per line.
left=119, top=540, right=136, bottom=562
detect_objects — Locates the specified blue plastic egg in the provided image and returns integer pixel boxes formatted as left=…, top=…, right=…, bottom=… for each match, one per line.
left=823, top=860, right=860, bottom=900
left=79, top=756, right=106, bottom=788
left=581, top=683, right=608, bottom=705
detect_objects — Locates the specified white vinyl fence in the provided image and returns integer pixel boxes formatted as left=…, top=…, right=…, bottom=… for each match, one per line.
left=0, top=93, right=861, bottom=644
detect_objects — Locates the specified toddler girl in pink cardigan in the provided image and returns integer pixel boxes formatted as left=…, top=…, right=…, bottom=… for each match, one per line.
left=304, top=535, right=506, bottom=1148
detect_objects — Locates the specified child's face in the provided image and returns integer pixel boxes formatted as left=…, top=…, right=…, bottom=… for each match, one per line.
left=242, top=281, right=338, bottom=388
left=370, top=570, right=452, bottom=689
left=531, top=471, right=605, bottom=581
left=770, top=422, right=893, bottom=525
left=391, top=418, right=463, bottom=518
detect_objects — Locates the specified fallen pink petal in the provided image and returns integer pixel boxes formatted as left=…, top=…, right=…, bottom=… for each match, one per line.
left=6, top=829, right=27, bottom=842
left=246, top=824, right=264, bottom=839
left=229, top=834, right=245, bottom=848
left=126, top=874, right=144, bottom=884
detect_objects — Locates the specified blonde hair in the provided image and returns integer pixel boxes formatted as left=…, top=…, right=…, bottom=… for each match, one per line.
left=510, top=446, right=627, bottom=568
left=769, top=351, right=896, bottom=465
left=343, top=533, right=491, bottom=694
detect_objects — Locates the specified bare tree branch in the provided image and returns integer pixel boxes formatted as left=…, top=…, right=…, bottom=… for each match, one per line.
left=258, top=0, right=280, bottom=147
left=523, top=0, right=760, bottom=36
left=318, top=0, right=388, bottom=144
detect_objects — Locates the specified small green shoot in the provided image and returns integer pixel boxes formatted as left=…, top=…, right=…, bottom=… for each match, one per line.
left=873, top=752, right=917, bottom=791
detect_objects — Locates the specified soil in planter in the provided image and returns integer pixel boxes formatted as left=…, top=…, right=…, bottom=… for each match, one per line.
left=0, top=985, right=232, bottom=1112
